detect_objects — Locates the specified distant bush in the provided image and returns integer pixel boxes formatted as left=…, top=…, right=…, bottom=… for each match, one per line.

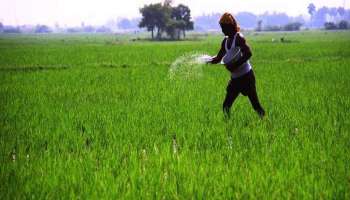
left=324, top=20, right=349, bottom=30
left=264, top=25, right=282, bottom=31
left=82, top=26, right=95, bottom=33
left=338, top=20, right=349, bottom=29
left=3, top=26, right=21, bottom=33
left=263, top=22, right=303, bottom=32
left=66, top=27, right=82, bottom=33
left=65, top=26, right=100, bottom=33
left=35, top=25, right=51, bottom=33
left=324, top=22, right=338, bottom=30
left=283, top=22, right=303, bottom=31
left=96, top=26, right=112, bottom=33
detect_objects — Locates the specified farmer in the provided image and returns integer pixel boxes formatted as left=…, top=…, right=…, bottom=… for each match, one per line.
left=208, top=12, right=265, bottom=118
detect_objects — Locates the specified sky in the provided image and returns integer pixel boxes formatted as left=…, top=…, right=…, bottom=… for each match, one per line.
left=0, top=0, right=348, bottom=26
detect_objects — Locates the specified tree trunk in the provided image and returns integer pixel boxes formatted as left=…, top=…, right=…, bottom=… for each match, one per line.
left=151, top=28, right=154, bottom=39
left=157, top=28, right=161, bottom=39
left=183, top=29, right=186, bottom=38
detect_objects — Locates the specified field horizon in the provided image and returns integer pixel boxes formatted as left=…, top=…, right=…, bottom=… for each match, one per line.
left=1, top=31, right=350, bottom=199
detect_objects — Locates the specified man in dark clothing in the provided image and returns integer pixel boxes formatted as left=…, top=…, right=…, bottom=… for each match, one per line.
left=208, top=12, right=265, bottom=118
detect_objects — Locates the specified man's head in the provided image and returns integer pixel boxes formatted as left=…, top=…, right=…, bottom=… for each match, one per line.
left=219, top=12, right=240, bottom=36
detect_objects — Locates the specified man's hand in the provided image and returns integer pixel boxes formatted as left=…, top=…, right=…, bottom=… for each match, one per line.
left=206, top=58, right=213, bottom=64
left=210, top=56, right=222, bottom=64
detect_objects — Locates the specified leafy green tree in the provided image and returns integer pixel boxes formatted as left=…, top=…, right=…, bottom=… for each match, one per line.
left=165, top=19, right=178, bottom=39
left=139, top=2, right=193, bottom=40
left=163, top=0, right=173, bottom=7
left=308, top=3, right=316, bottom=16
left=157, top=4, right=172, bottom=39
left=256, top=20, right=263, bottom=32
left=171, top=4, right=193, bottom=38
left=139, top=3, right=171, bottom=39
left=139, top=4, right=157, bottom=39
left=337, top=7, right=345, bottom=17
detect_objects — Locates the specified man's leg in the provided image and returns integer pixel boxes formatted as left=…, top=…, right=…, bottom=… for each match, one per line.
left=246, top=71, right=265, bottom=118
left=223, top=80, right=240, bottom=118
left=247, top=88, right=265, bottom=118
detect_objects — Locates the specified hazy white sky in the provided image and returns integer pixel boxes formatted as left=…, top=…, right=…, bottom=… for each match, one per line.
left=0, top=0, right=348, bottom=26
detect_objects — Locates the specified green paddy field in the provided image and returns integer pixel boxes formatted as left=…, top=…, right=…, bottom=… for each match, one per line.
left=1, top=31, right=350, bottom=199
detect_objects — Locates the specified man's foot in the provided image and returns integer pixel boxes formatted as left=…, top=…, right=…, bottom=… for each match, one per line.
left=256, top=109, right=265, bottom=119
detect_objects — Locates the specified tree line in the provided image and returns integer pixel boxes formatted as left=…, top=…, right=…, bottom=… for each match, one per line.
left=1, top=3, right=350, bottom=34
left=139, top=1, right=193, bottom=40
left=307, top=3, right=349, bottom=30
left=195, top=5, right=350, bottom=31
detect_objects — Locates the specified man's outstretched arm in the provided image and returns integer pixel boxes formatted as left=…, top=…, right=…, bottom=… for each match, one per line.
left=209, top=39, right=226, bottom=64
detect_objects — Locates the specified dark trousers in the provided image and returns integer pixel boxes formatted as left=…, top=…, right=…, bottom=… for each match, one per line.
left=223, top=70, right=265, bottom=117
